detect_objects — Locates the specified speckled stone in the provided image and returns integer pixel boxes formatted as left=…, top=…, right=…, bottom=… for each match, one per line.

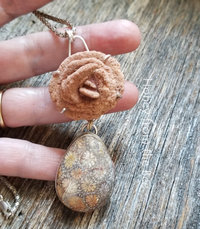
left=55, top=133, right=115, bottom=212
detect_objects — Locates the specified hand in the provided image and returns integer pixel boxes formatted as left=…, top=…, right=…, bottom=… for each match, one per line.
left=0, top=0, right=141, bottom=180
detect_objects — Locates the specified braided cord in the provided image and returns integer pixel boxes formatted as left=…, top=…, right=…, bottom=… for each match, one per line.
left=33, top=10, right=74, bottom=38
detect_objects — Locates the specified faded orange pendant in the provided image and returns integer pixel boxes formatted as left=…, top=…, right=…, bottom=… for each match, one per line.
left=33, top=10, right=125, bottom=212
left=49, top=35, right=124, bottom=211
left=49, top=31, right=124, bottom=212
left=55, top=132, right=114, bottom=212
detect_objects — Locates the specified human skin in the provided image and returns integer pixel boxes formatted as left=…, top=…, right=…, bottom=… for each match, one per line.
left=0, top=0, right=141, bottom=180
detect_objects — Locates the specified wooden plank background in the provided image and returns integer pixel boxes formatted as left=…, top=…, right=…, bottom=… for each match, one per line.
left=0, top=0, right=199, bottom=228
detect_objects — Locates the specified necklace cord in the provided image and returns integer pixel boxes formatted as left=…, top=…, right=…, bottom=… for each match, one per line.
left=32, top=10, right=74, bottom=38
left=0, top=177, right=20, bottom=219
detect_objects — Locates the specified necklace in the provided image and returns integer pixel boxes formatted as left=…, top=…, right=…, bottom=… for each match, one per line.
left=33, top=10, right=125, bottom=212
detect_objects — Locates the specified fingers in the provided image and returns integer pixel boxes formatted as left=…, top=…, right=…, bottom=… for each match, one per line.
left=0, top=0, right=53, bottom=26
left=2, top=82, right=138, bottom=128
left=0, top=20, right=141, bottom=84
left=0, top=138, right=64, bottom=180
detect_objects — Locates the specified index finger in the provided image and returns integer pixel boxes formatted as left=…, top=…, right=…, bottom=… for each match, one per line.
left=0, top=20, right=141, bottom=84
left=0, top=0, right=52, bottom=26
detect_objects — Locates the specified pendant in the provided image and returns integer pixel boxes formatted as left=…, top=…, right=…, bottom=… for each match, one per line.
left=48, top=29, right=124, bottom=212
left=32, top=10, right=126, bottom=214
left=55, top=132, right=114, bottom=212
left=49, top=50, right=124, bottom=121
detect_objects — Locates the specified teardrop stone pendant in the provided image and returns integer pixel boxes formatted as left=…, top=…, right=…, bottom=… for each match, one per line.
left=55, top=132, right=115, bottom=212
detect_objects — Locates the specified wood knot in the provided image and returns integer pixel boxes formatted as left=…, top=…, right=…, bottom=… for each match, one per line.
left=79, top=80, right=100, bottom=99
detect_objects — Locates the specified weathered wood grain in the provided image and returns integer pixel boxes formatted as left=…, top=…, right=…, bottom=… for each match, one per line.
left=0, top=0, right=199, bottom=228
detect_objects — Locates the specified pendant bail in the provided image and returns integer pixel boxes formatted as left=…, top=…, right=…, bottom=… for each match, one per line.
left=81, top=120, right=98, bottom=134
left=66, top=28, right=89, bottom=57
